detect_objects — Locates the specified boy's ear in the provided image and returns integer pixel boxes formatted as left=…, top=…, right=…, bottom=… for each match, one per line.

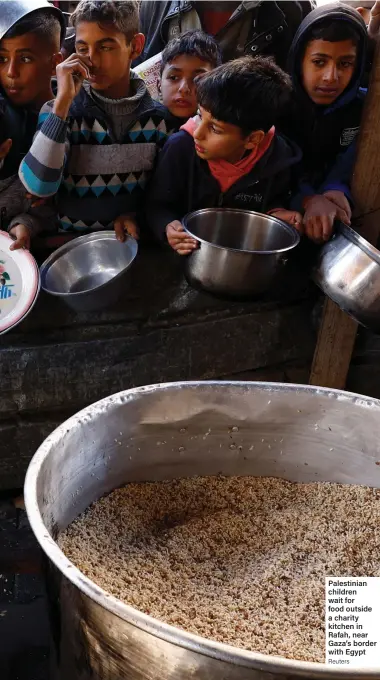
left=245, top=130, right=265, bottom=149
left=156, top=79, right=163, bottom=103
left=130, top=33, right=145, bottom=61
left=0, top=138, right=12, bottom=161
left=52, top=51, right=63, bottom=75
left=356, top=7, right=371, bottom=23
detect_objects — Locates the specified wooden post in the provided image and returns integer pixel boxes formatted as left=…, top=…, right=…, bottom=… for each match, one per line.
left=309, top=38, right=380, bottom=389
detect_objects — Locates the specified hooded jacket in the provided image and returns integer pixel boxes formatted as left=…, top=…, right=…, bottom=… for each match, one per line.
left=136, top=1, right=316, bottom=68
left=281, top=2, right=367, bottom=203
left=145, top=127, right=301, bottom=242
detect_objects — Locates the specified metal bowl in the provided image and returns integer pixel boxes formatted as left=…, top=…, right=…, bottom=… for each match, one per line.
left=0, top=0, right=66, bottom=41
left=182, top=209, right=300, bottom=298
left=40, top=231, right=138, bottom=313
left=24, top=381, right=380, bottom=680
left=313, top=222, right=380, bottom=332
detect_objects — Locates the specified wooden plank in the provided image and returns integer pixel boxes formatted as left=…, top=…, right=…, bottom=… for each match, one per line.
left=310, top=39, right=380, bottom=389
left=310, top=300, right=358, bottom=389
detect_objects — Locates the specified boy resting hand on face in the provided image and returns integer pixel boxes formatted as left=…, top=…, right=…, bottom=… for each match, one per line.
left=19, top=0, right=174, bottom=241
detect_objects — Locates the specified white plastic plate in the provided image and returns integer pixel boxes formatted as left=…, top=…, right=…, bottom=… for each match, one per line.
left=0, top=230, right=40, bottom=334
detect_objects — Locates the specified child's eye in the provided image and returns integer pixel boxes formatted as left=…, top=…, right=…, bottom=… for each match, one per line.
left=211, top=125, right=222, bottom=135
left=340, top=61, right=354, bottom=69
left=101, top=46, right=112, bottom=51
left=168, top=75, right=179, bottom=81
left=0, top=56, right=7, bottom=64
left=312, top=59, right=326, bottom=67
left=21, top=56, right=33, bottom=63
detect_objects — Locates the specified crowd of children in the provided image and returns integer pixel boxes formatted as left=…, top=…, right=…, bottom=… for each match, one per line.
left=0, top=0, right=376, bottom=258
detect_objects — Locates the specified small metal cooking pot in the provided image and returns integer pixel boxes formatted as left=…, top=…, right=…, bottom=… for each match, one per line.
left=182, top=209, right=300, bottom=298
left=40, top=231, right=138, bottom=313
left=313, top=222, right=380, bottom=332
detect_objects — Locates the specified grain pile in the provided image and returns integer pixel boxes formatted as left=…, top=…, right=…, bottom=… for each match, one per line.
left=59, top=476, right=380, bottom=662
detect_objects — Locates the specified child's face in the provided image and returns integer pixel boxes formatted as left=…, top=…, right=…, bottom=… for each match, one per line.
left=75, top=21, right=144, bottom=98
left=302, top=39, right=357, bottom=106
left=193, top=107, right=263, bottom=164
left=0, top=33, right=61, bottom=108
left=160, top=55, right=214, bottom=119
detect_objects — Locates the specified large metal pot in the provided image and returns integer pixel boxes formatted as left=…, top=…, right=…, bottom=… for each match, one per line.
left=182, top=209, right=300, bottom=297
left=313, top=222, right=380, bottom=332
left=40, top=231, right=138, bottom=313
left=25, top=381, right=380, bottom=680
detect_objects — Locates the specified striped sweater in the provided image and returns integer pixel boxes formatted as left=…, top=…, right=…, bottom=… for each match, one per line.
left=19, top=73, right=172, bottom=232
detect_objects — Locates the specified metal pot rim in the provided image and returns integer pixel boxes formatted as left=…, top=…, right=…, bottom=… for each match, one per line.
left=24, top=380, right=380, bottom=678
left=337, top=222, right=380, bottom=265
left=182, top=208, right=300, bottom=255
left=40, top=230, right=138, bottom=298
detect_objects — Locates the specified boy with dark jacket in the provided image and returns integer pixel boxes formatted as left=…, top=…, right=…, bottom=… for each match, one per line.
left=282, top=2, right=368, bottom=242
left=19, top=0, right=174, bottom=240
left=146, top=56, right=302, bottom=255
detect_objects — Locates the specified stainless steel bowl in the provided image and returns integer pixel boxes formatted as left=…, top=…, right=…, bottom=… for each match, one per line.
left=24, top=381, right=380, bottom=680
left=40, top=231, right=138, bottom=313
left=313, top=223, right=380, bottom=332
left=182, top=209, right=300, bottom=298
left=0, top=0, right=65, bottom=41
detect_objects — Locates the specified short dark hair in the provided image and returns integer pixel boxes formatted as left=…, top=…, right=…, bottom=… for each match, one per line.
left=307, top=18, right=361, bottom=46
left=3, top=9, right=62, bottom=49
left=71, top=0, right=139, bottom=43
left=195, top=56, right=292, bottom=135
left=160, top=30, right=222, bottom=76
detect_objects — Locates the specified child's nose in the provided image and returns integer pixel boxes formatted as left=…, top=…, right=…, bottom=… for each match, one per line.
left=323, top=63, right=338, bottom=82
left=7, top=58, right=19, bottom=79
left=194, top=121, right=205, bottom=140
left=178, top=78, right=191, bottom=94
left=87, top=49, right=98, bottom=68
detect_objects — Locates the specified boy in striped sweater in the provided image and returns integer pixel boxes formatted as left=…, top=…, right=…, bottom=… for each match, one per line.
left=19, top=0, right=173, bottom=241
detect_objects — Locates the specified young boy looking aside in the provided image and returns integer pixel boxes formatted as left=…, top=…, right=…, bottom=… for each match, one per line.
left=158, top=31, right=221, bottom=129
left=19, top=0, right=173, bottom=241
left=0, top=3, right=64, bottom=248
left=284, top=3, right=368, bottom=242
left=146, top=56, right=302, bottom=255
